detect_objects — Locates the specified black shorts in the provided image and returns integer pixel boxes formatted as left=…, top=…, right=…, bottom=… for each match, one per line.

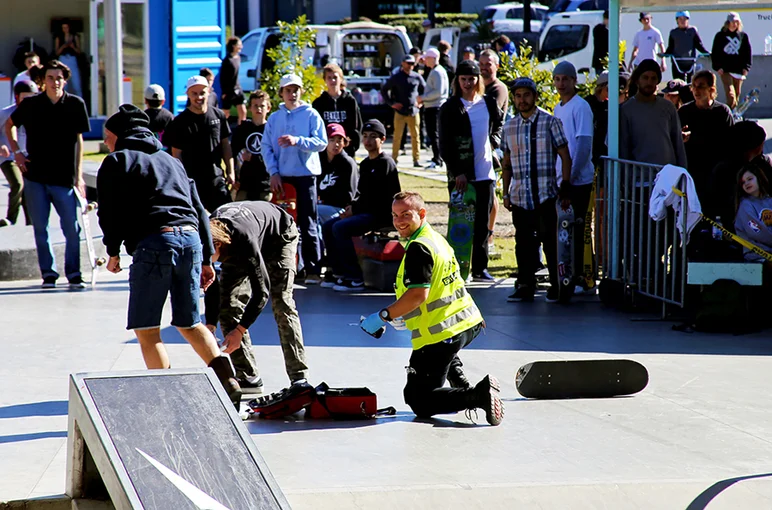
left=222, top=90, right=245, bottom=109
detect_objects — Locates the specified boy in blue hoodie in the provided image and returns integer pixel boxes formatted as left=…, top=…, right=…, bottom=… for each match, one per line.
left=263, top=74, right=328, bottom=283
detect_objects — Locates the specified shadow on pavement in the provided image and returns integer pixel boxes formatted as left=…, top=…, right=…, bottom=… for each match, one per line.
left=0, top=400, right=68, bottom=419
left=0, top=431, right=67, bottom=444
left=245, top=411, right=415, bottom=434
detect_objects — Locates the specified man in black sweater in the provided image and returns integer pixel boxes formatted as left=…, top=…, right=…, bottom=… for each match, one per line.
left=322, top=119, right=401, bottom=291
left=96, top=105, right=241, bottom=406
left=205, top=201, right=310, bottom=394
left=143, top=84, right=174, bottom=149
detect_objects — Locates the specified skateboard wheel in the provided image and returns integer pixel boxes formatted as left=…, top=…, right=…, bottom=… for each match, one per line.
left=562, top=278, right=570, bottom=286
left=95, top=258, right=107, bottom=266
left=561, top=220, right=569, bottom=228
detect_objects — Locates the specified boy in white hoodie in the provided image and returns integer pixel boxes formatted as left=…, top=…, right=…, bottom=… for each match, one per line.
left=263, top=74, right=328, bottom=283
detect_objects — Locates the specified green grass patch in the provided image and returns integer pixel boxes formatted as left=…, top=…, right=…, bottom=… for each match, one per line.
left=488, top=237, right=516, bottom=279
left=83, top=152, right=106, bottom=164
left=398, top=173, right=448, bottom=203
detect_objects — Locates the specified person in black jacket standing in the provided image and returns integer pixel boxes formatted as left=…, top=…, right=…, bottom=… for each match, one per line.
left=312, top=63, right=363, bottom=157
left=711, top=13, right=752, bottom=109
left=323, top=120, right=401, bottom=291
left=219, top=37, right=247, bottom=124
left=382, top=55, right=426, bottom=167
left=592, top=11, right=610, bottom=76
left=439, top=60, right=504, bottom=282
left=96, top=105, right=241, bottom=406
left=205, top=201, right=310, bottom=395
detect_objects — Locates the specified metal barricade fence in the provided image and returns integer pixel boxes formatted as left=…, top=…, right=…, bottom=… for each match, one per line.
left=596, top=157, right=688, bottom=314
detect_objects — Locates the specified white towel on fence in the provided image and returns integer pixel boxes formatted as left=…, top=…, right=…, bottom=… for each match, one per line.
left=649, top=164, right=702, bottom=244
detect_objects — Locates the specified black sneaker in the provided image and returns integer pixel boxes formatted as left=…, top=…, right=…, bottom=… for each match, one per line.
left=69, top=276, right=86, bottom=290
left=238, top=378, right=264, bottom=396
left=474, top=375, right=504, bottom=426
left=41, top=276, right=57, bottom=289
left=507, top=285, right=534, bottom=302
left=321, top=273, right=342, bottom=289
left=472, top=270, right=495, bottom=282
left=545, top=286, right=560, bottom=303
left=413, top=161, right=422, bottom=168
left=333, top=279, right=365, bottom=292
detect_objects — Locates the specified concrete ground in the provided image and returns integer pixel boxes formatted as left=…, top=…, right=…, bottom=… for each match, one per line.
left=1, top=126, right=772, bottom=509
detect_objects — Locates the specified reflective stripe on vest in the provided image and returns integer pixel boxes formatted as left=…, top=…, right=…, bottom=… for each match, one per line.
left=395, top=223, right=483, bottom=349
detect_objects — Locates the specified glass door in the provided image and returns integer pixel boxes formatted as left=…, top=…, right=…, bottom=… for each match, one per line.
left=90, top=0, right=149, bottom=116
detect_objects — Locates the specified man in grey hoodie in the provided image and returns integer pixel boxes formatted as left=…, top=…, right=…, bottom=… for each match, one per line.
left=418, top=48, right=448, bottom=169
left=263, top=74, right=328, bottom=284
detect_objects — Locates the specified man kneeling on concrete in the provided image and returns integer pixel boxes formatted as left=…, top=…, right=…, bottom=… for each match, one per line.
left=360, top=191, right=504, bottom=425
left=96, top=105, right=241, bottom=405
left=205, top=201, right=310, bottom=394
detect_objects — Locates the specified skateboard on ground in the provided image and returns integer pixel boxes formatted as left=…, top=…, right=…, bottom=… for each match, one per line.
left=515, top=359, right=649, bottom=399
left=447, top=185, right=476, bottom=281
left=75, top=188, right=106, bottom=287
left=556, top=202, right=576, bottom=301
left=271, top=182, right=297, bottom=221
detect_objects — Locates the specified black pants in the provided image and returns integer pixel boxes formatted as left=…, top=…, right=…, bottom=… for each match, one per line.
left=403, top=323, right=482, bottom=418
left=424, top=107, right=441, bottom=164
left=511, top=197, right=558, bottom=288
left=570, top=183, right=593, bottom=284
left=194, top=175, right=231, bottom=213
left=282, top=175, right=321, bottom=276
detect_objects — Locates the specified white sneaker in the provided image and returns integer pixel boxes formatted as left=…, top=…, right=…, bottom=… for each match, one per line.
left=333, top=279, right=365, bottom=292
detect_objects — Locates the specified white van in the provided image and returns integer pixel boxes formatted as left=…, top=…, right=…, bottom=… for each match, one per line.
left=237, top=22, right=412, bottom=95
left=537, top=10, right=605, bottom=77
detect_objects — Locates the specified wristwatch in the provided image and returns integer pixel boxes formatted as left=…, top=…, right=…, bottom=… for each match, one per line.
left=379, top=308, right=391, bottom=322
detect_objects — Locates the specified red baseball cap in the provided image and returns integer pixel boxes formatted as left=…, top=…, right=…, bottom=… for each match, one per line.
left=326, top=123, right=347, bottom=138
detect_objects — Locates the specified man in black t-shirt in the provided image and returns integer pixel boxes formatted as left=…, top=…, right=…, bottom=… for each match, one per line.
left=168, top=75, right=234, bottom=212
left=219, top=37, right=246, bottom=124
left=231, top=91, right=271, bottom=201
left=143, top=84, right=174, bottom=149
left=5, top=59, right=91, bottom=289
left=322, top=120, right=401, bottom=291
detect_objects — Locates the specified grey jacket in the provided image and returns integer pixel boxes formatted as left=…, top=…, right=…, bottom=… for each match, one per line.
left=733, top=195, right=772, bottom=262
left=422, top=65, right=449, bottom=109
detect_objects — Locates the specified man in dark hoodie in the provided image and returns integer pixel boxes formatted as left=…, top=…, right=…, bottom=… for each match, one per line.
left=96, top=105, right=241, bottom=406
left=312, top=63, right=362, bottom=157
left=322, top=119, right=401, bottom=291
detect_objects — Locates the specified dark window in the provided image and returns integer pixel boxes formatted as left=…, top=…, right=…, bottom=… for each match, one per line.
left=539, top=25, right=590, bottom=61
left=240, top=34, right=259, bottom=61
left=506, top=7, right=525, bottom=18
left=547, top=0, right=572, bottom=14
left=261, top=34, right=280, bottom=73
left=483, top=8, right=497, bottom=20
left=578, top=0, right=594, bottom=9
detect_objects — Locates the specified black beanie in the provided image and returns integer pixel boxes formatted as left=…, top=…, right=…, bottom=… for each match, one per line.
left=105, top=104, right=150, bottom=138
left=456, top=59, right=481, bottom=76
left=732, top=121, right=767, bottom=153
left=635, top=59, right=662, bottom=83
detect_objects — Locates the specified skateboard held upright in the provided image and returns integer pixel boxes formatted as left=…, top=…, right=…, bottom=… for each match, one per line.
left=516, top=359, right=649, bottom=399
left=447, top=185, right=476, bottom=281
left=271, top=182, right=298, bottom=220
left=75, top=188, right=106, bottom=287
left=556, top=202, right=576, bottom=301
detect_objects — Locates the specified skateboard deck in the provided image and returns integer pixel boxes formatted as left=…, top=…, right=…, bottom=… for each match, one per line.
left=733, top=88, right=760, bottom=121
left=515, top=359, right=649, bottom=399
left=447, top=186, right=476, bottom=281
left=582, top=172, right=597, bottom=290
left=557, top=202, right=576, bottom=301
left=271, top=182, right=297, bottom=220
left=75, top=188, right=106, bottom=287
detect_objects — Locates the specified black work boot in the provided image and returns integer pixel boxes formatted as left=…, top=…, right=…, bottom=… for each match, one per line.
left=472, top=375, right=504, bottom=426
left=208, top=356, right=242, bottom=409
left=447, top=363, right=472, bottom=390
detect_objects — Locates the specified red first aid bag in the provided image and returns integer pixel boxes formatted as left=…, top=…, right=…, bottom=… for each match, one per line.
left=306, top=382, right=394, bottom=419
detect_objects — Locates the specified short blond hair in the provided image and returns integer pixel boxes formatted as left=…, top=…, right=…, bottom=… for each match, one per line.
left=209, top=218, right=232, bottom=245
left=393, top=191, right=425, bottom=211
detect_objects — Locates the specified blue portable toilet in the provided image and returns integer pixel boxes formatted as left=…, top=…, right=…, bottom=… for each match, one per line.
left=148, top=0, right=226, bottom=114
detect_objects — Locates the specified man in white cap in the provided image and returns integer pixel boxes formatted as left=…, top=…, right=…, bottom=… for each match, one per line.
left=262, top=73, right=328, bottom=284
left=417, top=48, right=448, bottom=169
left=167, top=75, right=234, bottom=212
left=552, top=61, right=594, bottom=295
left=143, top=84, right=173, bottom=149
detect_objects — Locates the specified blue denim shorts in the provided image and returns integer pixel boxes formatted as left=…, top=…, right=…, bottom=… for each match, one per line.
left=127, top=229, right=203, bottom=330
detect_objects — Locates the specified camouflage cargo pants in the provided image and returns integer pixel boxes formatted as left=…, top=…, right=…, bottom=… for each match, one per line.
left=219, top=224, right=308, bottom=382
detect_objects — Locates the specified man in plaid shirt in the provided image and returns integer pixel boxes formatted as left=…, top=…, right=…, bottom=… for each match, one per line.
left=501, top=78, right=572, bottom=303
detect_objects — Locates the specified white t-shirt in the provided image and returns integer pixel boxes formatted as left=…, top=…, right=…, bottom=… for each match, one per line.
left=13, top=70, right=31, bottom=87
left=633, top=27, right=664, bottom=65
left=460, top=96, right=494, bottom=182
left=554, top=94, right=594, bottom=186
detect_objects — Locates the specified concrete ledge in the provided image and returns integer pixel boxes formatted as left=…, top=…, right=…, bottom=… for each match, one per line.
left=0, top=497, right=113, bottom=510
left=0, top=224, right=106, bottom=282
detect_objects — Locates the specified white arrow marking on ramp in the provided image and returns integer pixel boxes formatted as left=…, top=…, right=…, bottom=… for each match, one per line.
left=136, top=448, right=231, bottom=510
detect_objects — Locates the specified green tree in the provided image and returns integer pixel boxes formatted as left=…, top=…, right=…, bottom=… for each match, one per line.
left=259, top=15, right=324, bottom=110
left=497, top=43, right=559, bottom=112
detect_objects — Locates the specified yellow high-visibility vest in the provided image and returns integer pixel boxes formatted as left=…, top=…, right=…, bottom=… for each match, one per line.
left=395, top=223, right=483, bottom=350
